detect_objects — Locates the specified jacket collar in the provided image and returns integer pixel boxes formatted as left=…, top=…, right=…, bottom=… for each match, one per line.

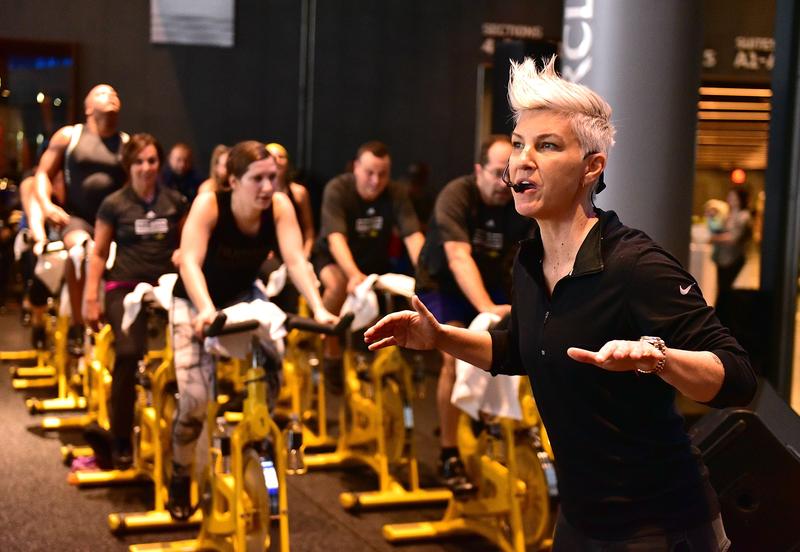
left=520, top=208, right=620, bottom=277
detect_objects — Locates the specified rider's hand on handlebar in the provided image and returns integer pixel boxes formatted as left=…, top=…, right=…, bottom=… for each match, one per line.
left=364, top=295, right=439, bottom=351
left=312, top=307, right=339, bottom=325
left=85, top=297, right=103, bottom=332
left=193, top=308, right=218, bottom=339
left=32, top=240, right=45, bottom=257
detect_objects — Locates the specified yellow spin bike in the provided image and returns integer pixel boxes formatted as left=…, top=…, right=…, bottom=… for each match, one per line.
left=133, top=311, right=350, bottom=552
left=274, top=322, right=335, bottom=452
left=383, top=379, right=557, bottom=552
left=304, top=291, right=451, bottom=511
left=67, top=304, right=202, bottom=533
left=6, top=241, right=67, bottom=387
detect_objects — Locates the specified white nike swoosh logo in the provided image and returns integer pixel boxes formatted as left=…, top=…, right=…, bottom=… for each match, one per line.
left=679, top=283, right=694, bottom=295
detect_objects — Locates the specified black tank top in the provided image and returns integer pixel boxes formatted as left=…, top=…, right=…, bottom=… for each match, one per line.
left=174, top=190, right=278, bottom=308
left=64, top=126, right=126, bottom=224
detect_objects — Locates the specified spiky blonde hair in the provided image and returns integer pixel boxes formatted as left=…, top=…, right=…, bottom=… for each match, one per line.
left=508, top=56, right=616, bottom=154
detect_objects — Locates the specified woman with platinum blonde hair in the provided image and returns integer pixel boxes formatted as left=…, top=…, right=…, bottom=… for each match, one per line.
left=366, top=56, right=754, bottom=551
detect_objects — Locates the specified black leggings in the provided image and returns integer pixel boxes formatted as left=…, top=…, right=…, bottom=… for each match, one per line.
left=104, top=287, right=148, bottom=442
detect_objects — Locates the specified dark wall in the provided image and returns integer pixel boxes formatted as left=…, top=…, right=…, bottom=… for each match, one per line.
left=0, top=0, right=562, bottom=200
left=309, top=0, right=562, bottom=200
left=0, top=0, right=302, bottom=178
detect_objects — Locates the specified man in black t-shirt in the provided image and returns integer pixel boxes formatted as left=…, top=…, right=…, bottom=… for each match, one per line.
left=312, top=141, right=424, bottom=390
left=314, top=141, right=424, bottom=310
left=416, top=135, right=532, bottom=492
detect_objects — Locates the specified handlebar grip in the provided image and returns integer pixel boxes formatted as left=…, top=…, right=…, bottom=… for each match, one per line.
left=203, top=313, right=227, bottom=337
left=203, top=313, right=261, bottom=337
left=285, top=312, right=354, bottom=336
left=42, top=240, right=67, bottom=253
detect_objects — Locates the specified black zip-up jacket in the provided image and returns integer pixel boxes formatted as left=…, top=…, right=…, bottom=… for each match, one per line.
left=490, top=209, right=756, bottom=540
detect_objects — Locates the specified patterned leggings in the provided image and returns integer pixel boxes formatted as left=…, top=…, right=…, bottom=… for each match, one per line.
left=170, top=297, right=214, bottom=468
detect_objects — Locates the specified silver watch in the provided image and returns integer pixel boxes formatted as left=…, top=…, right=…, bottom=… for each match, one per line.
left=638, top=336, right=667, bottom=374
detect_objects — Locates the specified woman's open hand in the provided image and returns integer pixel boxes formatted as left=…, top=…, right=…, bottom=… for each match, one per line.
left=364, top=295, right=440, bottom=351
left=567, top=340, right=664, bottom=373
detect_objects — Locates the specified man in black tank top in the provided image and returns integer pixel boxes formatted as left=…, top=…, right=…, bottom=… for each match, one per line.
left=34, top=84, right=127, bottom=352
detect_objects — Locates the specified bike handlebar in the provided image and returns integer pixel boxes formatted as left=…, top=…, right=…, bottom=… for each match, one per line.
left=286, top=312, right=354, bottom=336
left=203, top=311, right=354, bottom=338
left=203, top=313, right=260, bottom=337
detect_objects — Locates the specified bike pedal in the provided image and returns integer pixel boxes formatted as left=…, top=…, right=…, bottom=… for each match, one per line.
left=451, top=481, right=479, bottom=501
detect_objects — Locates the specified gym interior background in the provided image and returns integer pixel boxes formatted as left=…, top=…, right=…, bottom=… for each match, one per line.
left=1, top=1, right=800, bottom=549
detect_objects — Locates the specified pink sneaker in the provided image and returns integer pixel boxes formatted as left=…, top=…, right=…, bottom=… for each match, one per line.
left=70, top=455, right=100, bottom=472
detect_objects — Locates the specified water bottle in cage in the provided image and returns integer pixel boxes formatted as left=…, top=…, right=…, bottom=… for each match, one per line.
left=284, top=413, right=306, bottom=475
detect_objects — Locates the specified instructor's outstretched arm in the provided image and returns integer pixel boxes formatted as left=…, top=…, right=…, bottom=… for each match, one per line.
left=364, top=295, right=493, bottom=371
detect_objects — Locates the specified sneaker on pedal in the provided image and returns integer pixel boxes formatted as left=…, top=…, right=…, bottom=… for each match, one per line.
left=439, top=456, right=476, bottom=499
left=67, top=324, right=85, bottom=356
left=112, top=450, right=133, bottom=471
left=167, top=465, right=194, bottom=521
left=112, top=439, right=133, bottom=470
left=82, top=422, right=113, bottom=470
left=31, top=325, right=47, bottom=350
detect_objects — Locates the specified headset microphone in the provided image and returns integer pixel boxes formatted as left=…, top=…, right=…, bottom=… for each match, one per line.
left=501, top=164, right=535, bottom=193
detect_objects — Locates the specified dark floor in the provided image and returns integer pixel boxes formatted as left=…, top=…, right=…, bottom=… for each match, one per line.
left=0, top=305, right=500, bottom=552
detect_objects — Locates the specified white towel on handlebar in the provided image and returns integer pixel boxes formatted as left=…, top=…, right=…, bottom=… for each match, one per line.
left=66, top=240, right=115, bottom=281
left=256, top=261, right=319, bottom=299
left=375, top=273, right=415, bottom=298
left=204, top=299, right=287, bottom=360
left=13, top=228, right=30, bottom=261
left=121, top=273, right=178, bottom=333
left=340, top=274, right=380, bottom=331
left=264, top=264, right=287, bottom=297
left=451, top=312, right=523, bottom=421
left=68, top=242, right=87, bottom=280
left=340, top=273, right=416, bottom=331
left=34, top=246, right=68, bottom=295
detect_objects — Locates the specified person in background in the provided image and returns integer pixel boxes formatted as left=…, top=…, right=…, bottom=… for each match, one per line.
left=161, top=142, right=202, bottom=202
left=167, top=140, right=336, bottom=520
left=366, top=56, right=755, bottom=552
left=34, top=84, right=128, bottom=354
left=18, top=169, right=64, bottom=346
left=85, top=133, right=187, bottom=469
left=710, top=187, right=752, bottom=301
left=256, top=142, right=316, bottom=314
left=311, top=141, right=424, bottom=392
left=0, top=176, right=20, bottom=311
left=414, top=134, right=532, bottom=494
left=266, top=142, right=315, bottom=257
left=198, top=144, right=230, bottom=195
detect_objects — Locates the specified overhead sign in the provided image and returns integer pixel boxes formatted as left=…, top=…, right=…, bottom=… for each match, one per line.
left=482, top=23, right=544, bottom=41
left=150, top=0, right=235, bottom=48
left=702, top=0, right=775, bottom=82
